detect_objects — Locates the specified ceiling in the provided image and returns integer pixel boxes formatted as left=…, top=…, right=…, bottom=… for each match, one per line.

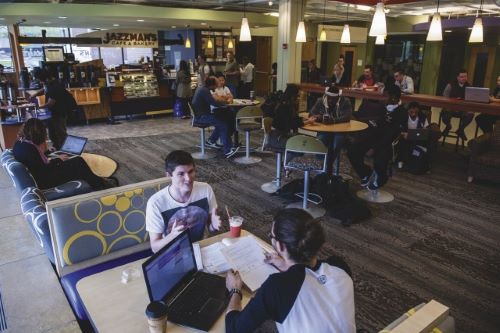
left=0, top=0, right=498, bottom=30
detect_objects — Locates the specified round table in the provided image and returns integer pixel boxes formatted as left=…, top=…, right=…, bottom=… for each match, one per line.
left=226, top=99, right=260, bottom=107
left=81, top=153, right=118, bottom=178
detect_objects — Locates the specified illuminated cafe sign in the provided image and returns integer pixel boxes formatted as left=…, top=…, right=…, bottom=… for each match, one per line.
left=102, top=32, right=158, bottom=48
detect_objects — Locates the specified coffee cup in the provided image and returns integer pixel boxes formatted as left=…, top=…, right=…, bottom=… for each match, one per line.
left=249, top=90, right=255, bottom=101
left=229, top=216, right=243, bottom=238
left=145, top=301, right=168, bottom=333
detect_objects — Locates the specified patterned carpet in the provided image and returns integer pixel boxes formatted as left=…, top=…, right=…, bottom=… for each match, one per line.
left=86, top=131, right=500, bottom=333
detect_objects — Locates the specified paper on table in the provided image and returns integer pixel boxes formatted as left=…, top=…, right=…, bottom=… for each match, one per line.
left=201, top=242, right=231, bottom=274
left=193, top=243, right=203, bottom=271
left=220, top=236, right=278, bottom=292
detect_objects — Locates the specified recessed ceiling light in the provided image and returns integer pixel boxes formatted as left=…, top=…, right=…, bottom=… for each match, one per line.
left=445, top=30, right=452, bottom=33
left=137, top=19, right=144, bottom=22
left=264, top=12, right=279, bottom=17
left=201, top=22, right=207, bottom=25
left=467, top=27, right=473, bottom=30
left=356, top=5, right=372, bottom=11
left=171, top=26, right=176, bottom=28
left=43, top=21, right=52, bottom=24
left=254, top=25, right=260, bottom=28
left=113, top=24, right=120, bottom=27
left=58, top=16, right=67, bottom=19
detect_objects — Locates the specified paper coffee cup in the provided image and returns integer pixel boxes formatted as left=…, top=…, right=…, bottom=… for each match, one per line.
left=229, top=216, right=243, bottom=237
left=145, top=301, right=168, bottom=333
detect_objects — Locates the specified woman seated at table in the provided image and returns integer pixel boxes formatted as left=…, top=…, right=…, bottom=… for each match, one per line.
left=13, top=118, right=116, bottom=190
left=225, top=208, right=356, bottom=333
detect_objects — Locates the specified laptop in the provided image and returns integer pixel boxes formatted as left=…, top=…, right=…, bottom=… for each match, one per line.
left=49, top=135, right=88, bottom=159
left=465, top=87, right=490, bottom=103
left=142, top=230, right=228, bottom=332
left=407, top=128, right=430, bottom=141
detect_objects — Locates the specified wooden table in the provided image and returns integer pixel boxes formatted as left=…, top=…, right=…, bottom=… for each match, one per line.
left=297, top=83, right=500, bottom=116
left=81, top=153, right=117, bottom=178
left=227, top=99, right=260, bottom=107
left=76, top=230, right=268, bottom=333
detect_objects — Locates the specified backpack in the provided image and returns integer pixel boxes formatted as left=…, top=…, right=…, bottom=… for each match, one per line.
left=404, top=145, right=430, bottom=175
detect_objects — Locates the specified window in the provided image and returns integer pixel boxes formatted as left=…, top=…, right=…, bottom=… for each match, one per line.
left=100, top=47, right=123, bottom=69
left=22, top=44, right=70, bottom=69
left=0, top=26, right=13, bottom=71
left=123, top=48, right=152, bottom=64
left=72, top=45, right=100, bottom=63
left=19, top=26, right=68, bottom=38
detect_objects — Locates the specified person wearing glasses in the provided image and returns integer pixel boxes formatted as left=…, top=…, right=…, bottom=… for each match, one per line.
left=225, top=208, right=356, bottom=333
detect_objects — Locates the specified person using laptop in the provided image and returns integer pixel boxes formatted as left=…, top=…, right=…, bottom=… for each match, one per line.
left=475, top=74, right=500, bottom=134
left=146, top=150, right=222, bottom=253
left=225, top=208, right=355, bottom=333
left=441, top=69, right=474, bottom=141
left=13, top=118, right=116, bottom=190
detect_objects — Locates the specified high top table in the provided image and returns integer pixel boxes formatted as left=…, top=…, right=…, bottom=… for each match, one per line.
left=76, top=230, right=268, bottom=333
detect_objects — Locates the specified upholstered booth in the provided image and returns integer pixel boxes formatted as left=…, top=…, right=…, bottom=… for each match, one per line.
left=46, top=177, right=169, bottom=321
left=467, top=121, right=500, bottom=183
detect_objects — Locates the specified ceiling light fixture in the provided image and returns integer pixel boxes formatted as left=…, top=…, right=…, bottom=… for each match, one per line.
left=137, top=19, right=144, bottom=22
left=319, top=0, right=327, bottom=41
left=469, top=0, right=484, bottom=43
left=295, top=0, right=306, bottom=42
left=340, top=4, right=351, bottom=44
left=375, top=35, right=385, bottom=45
left=240, top=0, right=252, bottom=41
left=113, top=24, right=120, bottom=27
left=228, top=26, right=234, bottom=49
left=58, top=16, right=67, bottom=19
left=268, top=1, right=273, bottom=6
left=426, top=0, right=442, bottom=41
left=369, top=2, right=387, bottom=37
left=185, top=25, right=191, bottom=48
left=207, top=26, right=213, bottom=49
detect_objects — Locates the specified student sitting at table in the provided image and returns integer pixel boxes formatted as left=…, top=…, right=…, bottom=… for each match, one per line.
left=346, top=85, right=407, bottom=190
left=309, top=83, right=353, bottom=175
left=206, top=72, right=235, bottom=149
left=146, top=150, right=222, bottom=253
left=13, top=118, right=116, bottom=190
left=225, top=208, right=355, bottom=333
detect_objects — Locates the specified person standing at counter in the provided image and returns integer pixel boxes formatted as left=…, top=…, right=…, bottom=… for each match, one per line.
left=224, top=51, right=240, bottom=97
left=475, top=74, right=500, bottom=134
left=441, top=69, right=473, bottom=141
left=239, top=56, right=254, bottom=99
left=196, top=55, right=212, bottom=88
left=176, top=60, right=193, bottom=119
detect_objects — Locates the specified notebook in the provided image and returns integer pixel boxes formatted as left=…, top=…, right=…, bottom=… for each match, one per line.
left=407, top=128, right=430, bottom=141
left=50, top=135, right=88, bottom=159
left=142, top=230, right=228, bottom=332
left=464, top=87, right=490, bottom=103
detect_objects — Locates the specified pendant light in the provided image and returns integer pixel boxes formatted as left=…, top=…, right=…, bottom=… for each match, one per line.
left=469, top=0, right=484, bottom=43
left=319, top=0, right=327, bottom=41
left=228, top=26, right=234, bottom=49
left=184, top=25, right=191, bottom=48
left=375, top=35, right=385, bottom=45
left=369, top=2, right=387, bottom=37
left=240, top=0, right=252, bottom=41
left=340, top=3, right=351, bottom=44
left=207, top=26, right=213, bottom=49
left=295, top=0, right=306, bottom=42
left=426, top=0, right=442, bottom=41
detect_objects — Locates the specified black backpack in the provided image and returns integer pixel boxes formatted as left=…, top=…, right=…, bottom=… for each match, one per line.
left=405, top=145, right=430, bottom=175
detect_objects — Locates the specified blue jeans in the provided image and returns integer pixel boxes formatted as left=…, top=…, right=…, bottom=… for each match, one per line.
left=317, top=133, right=345, bottom=175
left=197, top=114, right=233, bottom=154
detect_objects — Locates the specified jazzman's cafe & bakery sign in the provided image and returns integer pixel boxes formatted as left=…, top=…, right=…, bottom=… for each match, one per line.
left=102, top=32, right=158, bottom=48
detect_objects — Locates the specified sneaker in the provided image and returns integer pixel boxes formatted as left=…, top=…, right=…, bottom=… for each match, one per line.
left=367, top=171, right=379, bottom=191
left=205, top=140, right=221, bottom=149
left=225, top=147, right=238, bottom=158
left=360, top=175, right=371, bottom=187
left=102, top=176, right=119, bottom=189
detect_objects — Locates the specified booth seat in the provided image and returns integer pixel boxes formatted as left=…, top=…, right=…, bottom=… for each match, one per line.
left=0, top=149, right=92, bottom=201
left=46, top=177, right=169, bottom=321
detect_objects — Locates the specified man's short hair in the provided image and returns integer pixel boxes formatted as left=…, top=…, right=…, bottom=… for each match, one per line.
left=215, top=72, right=225, bottom=78
left=205, top=76, right=217, bottom=87
left=457, top=68, right=467, bottom=75
left=364, top=64, right=373, bottom=71
left=385, top=84, right=401, bottom=100
left=408, top=101, right=420, bottom=110
left=394, top=68, right=404, bottom=75
left=165, top=150, right=194, bottom=174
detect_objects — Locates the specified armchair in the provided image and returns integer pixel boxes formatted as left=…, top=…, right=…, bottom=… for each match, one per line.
left=467, top=121, right=500, bottom=183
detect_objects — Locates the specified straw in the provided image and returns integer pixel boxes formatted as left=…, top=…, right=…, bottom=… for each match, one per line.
left=225, top=205, right=231, bottom=220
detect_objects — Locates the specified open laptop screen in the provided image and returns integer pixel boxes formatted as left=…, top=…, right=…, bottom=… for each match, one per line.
left=143, top=231, right=197, bottom=302
left=60, top=135, right=88, bottom=155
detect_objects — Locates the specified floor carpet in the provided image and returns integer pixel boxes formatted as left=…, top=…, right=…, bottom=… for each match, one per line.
left=86, top=131, right=500, bottom=333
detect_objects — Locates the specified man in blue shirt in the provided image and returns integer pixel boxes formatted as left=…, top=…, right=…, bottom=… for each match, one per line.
left=192, top=76, right=237, bottom=157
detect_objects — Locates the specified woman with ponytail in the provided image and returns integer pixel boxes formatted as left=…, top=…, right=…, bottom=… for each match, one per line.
left=225, top=208, right=356, bottom=333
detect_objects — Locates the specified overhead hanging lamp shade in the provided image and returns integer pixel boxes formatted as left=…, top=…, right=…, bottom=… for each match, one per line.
left=340, top=24, right=351, bottom=44
left=296, top=21, right=307, bottom=42
left=426, top=13, right=442, bottom=41
left=369, top=2, right=386, bottom=37
left=375, top=35, right=385, bottom=45
left=319, top=27, right=327, bottom=41
left=228, top=38, right=234, bottom=49
left=185, top=36, right=191, bottom=48
left=240, top=17, right=252, bottom=41
left=207, top=37, right=213, bottom=49
left=468, top=17, right=483, bottom=43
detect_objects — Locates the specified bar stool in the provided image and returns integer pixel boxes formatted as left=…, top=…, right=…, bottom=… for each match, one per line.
left=284, top=135, right=328, bottom=218
left=233, top=106, right=263, bottom=164
left=261, top=117, right=283, bottom=193
left=188, top=103, right=216, bottom=159
left=439, top=112, right=465, bottom=152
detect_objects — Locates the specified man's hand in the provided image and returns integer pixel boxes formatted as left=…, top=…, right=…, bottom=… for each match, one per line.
left=264, top=252, right=287, bottom=272
left=303, top=116, right=316, bottom=125
left=226, top=270, right=243, bottom=291
left=210, top=208, right=222, bottom=232
left=170, top=219, right=186, bottom=238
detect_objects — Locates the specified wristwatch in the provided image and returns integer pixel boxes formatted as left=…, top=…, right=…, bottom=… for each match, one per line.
left=229, top=288, right=242, bottom=300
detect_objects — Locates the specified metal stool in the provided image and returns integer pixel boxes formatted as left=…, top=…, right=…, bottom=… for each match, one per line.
left=233, top=106, right=263, bottom=164
left=188, top=103, right=216, bottom=159
left=439, top=112, right=465, bottom=152
left=261, top=117, right=283, bottom=193
left=284, top=135, right=328, bottom=218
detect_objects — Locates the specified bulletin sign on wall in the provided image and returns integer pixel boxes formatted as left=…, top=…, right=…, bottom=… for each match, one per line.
left=102, top=32, right=158, bottom=48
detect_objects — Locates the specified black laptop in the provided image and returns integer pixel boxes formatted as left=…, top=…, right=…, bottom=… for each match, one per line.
left=142, top=230, right=228, bottom=332
left=49, top=135, right=88, bottom=159
left=407, top=128, right=430, bottom=141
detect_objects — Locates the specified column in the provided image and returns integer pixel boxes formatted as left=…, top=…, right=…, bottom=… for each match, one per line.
left=276, top=0, right=305, bottom=91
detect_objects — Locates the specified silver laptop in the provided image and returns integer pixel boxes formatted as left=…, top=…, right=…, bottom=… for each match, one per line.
left=465, top=87, right=490, bottom=103
left=50, top=135, right=88, bottom=159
